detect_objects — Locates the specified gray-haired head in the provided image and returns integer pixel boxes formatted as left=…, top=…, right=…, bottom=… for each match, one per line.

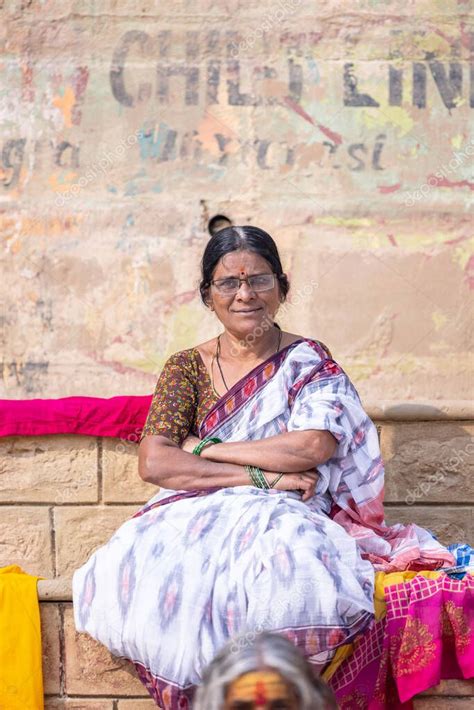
left=193, top=631, right=337, bottom=709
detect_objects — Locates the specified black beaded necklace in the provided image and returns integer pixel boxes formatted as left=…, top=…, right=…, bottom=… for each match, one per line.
left=211, top=327, right=283, bottom=395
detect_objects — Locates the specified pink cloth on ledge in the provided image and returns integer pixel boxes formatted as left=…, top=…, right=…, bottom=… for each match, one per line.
left=0, top=396, right=152, bottom=439
left=330, top=572, right=474, bottom=709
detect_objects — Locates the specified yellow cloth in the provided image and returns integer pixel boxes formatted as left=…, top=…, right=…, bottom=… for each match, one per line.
left=322, top=569, right=444, bottom=681
left=0, top=565, right=43, bottom=709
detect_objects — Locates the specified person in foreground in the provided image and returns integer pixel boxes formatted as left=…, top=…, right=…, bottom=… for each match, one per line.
left=194, top=631, right=337, bottom=709
left=73, top=225, right=472, bottom=709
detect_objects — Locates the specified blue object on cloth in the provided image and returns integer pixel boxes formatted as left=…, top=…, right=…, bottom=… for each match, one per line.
left=443, top=543, right=474, bottom=579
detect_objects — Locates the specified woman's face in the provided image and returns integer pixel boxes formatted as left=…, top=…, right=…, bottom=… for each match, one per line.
left=206, top=250, right=283, bottom=337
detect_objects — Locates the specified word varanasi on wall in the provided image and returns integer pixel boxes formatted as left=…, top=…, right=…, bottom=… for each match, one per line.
left=1, top=0, right=472, bottom=403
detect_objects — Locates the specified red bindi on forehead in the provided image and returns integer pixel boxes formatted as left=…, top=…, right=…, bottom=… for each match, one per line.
left=254, top=679, right=267, bottom=706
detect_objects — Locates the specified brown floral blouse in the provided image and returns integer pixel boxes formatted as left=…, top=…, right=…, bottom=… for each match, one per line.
left=140, top=340, right=332, bottom=446
left=140, top=349, right=218, bottom=446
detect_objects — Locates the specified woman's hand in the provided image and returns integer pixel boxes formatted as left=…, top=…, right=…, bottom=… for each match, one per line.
left=266, top=469, right=319, bottom=502
left=181, top=434, right=201, bottom=454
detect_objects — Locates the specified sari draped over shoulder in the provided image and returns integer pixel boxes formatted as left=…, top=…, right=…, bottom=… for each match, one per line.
left=197, top=339, right=453, bottom=572
left=72, top=338, right=458, bottom=709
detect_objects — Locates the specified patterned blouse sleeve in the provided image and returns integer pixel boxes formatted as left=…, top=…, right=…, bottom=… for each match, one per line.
left=140, top=351, right=198, bottom=446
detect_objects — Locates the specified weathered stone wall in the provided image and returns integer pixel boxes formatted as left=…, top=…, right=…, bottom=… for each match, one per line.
left=1, top=0, right=472, bottom=703
left=1, top=0, right=472, bottom=402
left=1, top=423, right=473, bottom=705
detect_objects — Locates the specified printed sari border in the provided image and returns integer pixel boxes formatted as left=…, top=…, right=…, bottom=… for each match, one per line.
left=132, top=487, right=222, bottom=518
left=199, top=338, right=330, bottom=438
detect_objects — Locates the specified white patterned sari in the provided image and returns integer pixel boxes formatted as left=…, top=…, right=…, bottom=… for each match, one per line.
left=73, top=338, right=453, bottom=708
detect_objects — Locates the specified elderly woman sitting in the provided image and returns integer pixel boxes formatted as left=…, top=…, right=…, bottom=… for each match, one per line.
left=73, top=225, right=470, bottom=709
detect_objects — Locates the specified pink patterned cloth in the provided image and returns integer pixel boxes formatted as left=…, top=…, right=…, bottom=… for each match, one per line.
left=330, top=573, right=474, bottom=708
left=0, top=396, right=151, bottom=439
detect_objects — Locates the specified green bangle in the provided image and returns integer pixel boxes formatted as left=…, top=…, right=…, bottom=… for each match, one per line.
left=192, top=437, right=222, bottom=456
left=245, top=465, right=270, bottom=490
left=257, top=469, right=270, bottom=489
left=246, top=465, right=259, bottom=487
left=269, top=473, right=283, bottom=489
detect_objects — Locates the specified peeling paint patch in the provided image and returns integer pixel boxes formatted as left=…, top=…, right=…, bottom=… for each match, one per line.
left=432, top=311, right=447, bottom=331
left=426, top=175, right=474, bottom=191
left=358, top=106, right=414, bottom=138
left=452, top=240, right=474, bottom=270
left=49, top=172, right=79, bottom=192
left=464, top=255, right=474, bottom=290
left=53, top=86, right=75, bottom=128
left=70, top=66, right=89, bottom=125
left=378, top=183, right=401, bottom=194
left=451, top=134, right=464, bottom=150
left=283, top=96, right=343, bottom=145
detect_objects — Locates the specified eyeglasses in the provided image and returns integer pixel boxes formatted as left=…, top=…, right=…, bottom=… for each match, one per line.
left=211, top=273, right=276, bottom=296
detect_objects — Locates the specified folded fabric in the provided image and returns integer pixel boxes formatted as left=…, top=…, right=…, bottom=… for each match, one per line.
left=0, top=565, right=43, bottom=710
left=322, top=570, right=390, bottom=682
left=0, top=396, right=151, bottom=439
left=328, top=570, right=474, bottom=709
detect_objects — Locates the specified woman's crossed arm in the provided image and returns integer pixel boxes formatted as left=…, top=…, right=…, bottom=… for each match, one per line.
left=138, top=430, right=337, bottom=501
left=197, top=430, right=337, bottom=472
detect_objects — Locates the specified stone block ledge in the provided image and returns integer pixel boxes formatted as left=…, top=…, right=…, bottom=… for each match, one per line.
left=39, top=577, right=72, bottom=601
left=364, top=400, right=474, bottom=420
